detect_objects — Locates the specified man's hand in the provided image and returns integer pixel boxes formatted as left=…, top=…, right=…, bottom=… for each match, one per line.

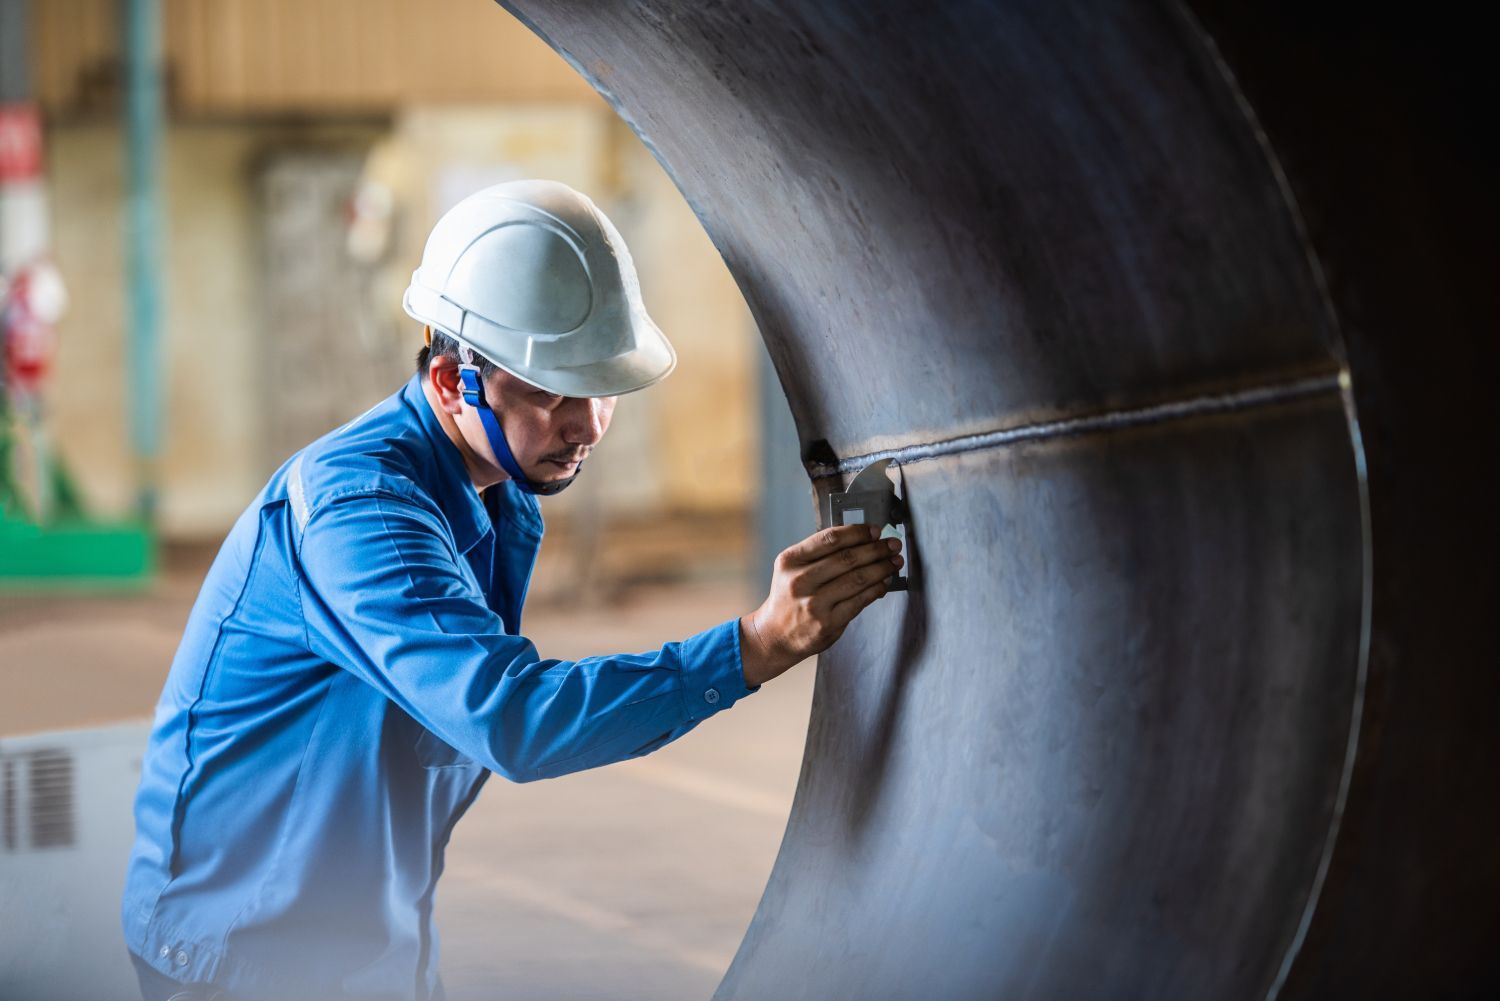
left=739, top=525, right=904, bottom=688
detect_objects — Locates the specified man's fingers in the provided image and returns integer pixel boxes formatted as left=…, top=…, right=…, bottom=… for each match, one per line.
left=820, top=553, right=903, bottom=604
left=779, top=524, right=876, bottom=566
left=801, top=537, right=903, bottom=587
left=831, top=575, right=891, bottom=626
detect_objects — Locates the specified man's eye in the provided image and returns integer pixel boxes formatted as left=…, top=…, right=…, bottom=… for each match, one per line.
left=537, top=392, right=563, bottom=405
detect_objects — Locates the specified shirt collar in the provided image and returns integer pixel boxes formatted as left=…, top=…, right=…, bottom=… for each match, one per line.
left=400, top=375, right=543, bottom=552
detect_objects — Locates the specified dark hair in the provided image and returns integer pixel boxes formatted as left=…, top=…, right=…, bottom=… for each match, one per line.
left=416, top=328, right=500, bottom=382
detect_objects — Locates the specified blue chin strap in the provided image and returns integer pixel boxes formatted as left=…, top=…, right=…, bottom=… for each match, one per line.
left=458, top=365, right=579, bottom=496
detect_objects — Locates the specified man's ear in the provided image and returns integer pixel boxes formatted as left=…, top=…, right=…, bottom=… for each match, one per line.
left=427, top=353, right=466, bottom=416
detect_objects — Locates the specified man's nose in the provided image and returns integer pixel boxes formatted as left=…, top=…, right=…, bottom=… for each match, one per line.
left=562, top=397, right=607, bottom=445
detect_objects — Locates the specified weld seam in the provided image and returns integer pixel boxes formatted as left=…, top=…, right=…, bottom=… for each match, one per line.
left=808, top=370, right=1345, bottom=479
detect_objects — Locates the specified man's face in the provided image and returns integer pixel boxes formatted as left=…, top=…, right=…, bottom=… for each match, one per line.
left=458, top=367, right=617, bottom=485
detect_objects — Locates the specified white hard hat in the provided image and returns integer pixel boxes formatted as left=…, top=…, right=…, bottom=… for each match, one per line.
left=402, top=179, right=675, bottom=398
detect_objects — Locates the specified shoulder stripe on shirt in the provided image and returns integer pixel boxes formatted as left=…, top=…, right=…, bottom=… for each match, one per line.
left=288, top=455, right=310, bottom=530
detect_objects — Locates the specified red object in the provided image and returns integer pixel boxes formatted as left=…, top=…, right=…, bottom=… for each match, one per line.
left=3, top=267, right=57, bottom=391
left=0, top=103, right=43, bottom=183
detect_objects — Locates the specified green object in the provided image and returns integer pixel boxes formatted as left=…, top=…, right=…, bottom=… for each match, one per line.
left=45, top=448, right=86, bottom=521
left=0, top=508, right=155, bottom=589
left=0, top=386, right=20, bottom=517
left=1, top=339, right=147, bottom=588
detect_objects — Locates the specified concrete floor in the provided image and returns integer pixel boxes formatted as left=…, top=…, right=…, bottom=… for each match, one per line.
left=0, top=553, right=812, bottom=1001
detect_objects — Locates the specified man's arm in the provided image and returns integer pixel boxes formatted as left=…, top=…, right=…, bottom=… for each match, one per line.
left=297, top=493, right=752, bottom=781
left=297, top=495, right=901, bottom=782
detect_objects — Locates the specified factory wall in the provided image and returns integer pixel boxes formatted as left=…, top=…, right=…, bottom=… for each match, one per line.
left=33, top=0, right=598, bottom=115
left=32, top=2, right=758, bottom=540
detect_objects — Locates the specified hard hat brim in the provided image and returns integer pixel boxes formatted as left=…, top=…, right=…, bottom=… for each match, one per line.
left=486, top=316, right=677, bottom=398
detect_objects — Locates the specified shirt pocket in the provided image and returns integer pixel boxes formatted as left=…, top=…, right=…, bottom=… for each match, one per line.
left=415, top=727, right=479, bottom=769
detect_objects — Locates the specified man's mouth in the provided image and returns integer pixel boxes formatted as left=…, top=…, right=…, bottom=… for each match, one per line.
left=541, top=452, right=588, bottom=472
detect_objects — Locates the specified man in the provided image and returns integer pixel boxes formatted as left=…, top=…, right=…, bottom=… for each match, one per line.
left=121, top=180, right=901, bottom=1001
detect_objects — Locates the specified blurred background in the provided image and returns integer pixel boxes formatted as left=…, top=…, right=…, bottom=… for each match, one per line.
left=0, top=1, right=815, bottom=998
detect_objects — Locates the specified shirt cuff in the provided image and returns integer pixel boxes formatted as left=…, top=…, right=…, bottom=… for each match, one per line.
left=678, top=617, right=760, bottom=721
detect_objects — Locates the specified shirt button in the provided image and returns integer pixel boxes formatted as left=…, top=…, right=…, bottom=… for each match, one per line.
left=175, top=950, right=189, bottom=968
left=158, top=946, right=170, bottom=958
left=704, top=688, right=720, bottom=705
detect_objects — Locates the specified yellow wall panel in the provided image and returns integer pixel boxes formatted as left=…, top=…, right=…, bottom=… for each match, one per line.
left=35, top=0, right=597, bottom=116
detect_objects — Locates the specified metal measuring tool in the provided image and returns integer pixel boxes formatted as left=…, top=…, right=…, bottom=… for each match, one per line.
left=822, top=458, right=909, bottom=591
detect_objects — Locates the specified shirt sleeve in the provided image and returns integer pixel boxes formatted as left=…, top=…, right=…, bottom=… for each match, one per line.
left=295, top=491, right=758, bottom=782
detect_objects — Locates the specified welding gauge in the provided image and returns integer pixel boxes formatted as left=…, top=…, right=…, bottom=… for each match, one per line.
left=823, top=458, right=909, bottom=591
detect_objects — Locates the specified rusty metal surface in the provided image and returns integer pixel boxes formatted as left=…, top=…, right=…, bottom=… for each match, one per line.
left=498, top=0, right=1494, bottom=997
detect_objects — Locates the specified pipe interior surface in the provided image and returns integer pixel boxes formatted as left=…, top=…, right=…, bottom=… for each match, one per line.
left=497, top=1, right=1496, bottom=998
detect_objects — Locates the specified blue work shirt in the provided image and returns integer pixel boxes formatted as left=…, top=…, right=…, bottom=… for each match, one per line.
left=121, top=376, right=756, bottom=1000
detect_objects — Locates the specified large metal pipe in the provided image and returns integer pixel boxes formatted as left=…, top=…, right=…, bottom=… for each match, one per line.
left=496, top=2, right=1495, bottom=997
